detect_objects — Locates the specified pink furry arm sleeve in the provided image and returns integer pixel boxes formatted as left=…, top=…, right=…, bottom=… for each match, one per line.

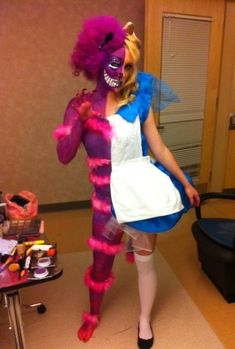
left=53, top=98, right=83, bottom=165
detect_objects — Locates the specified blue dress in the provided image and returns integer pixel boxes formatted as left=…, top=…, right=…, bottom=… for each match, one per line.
left=109, top=72, right=192, bottom=233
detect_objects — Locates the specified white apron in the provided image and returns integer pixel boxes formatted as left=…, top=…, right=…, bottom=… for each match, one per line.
left=107, top=114, right=183, bottom=224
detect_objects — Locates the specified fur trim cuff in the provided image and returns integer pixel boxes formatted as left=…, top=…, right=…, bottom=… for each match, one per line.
left=87, top=237, right=124, bottom=255
left=84, top=117, right=112, bottom=141
left=82, top=311, right=100, bottom=326
left=91, top=193, right=111, bottom=214
left=89, top=173, right=110, bottom=186
left=84, top=266, right=114, bottom=292
left=86, top=157, right=111, bottom=169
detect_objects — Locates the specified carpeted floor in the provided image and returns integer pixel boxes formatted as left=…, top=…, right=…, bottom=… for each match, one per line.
left=0, top=250, right=225, bottom=349
left=1, top=198, right=235, bottom=348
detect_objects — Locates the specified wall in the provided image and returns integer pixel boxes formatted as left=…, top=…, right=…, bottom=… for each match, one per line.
left=0, top=0, right=145, bottom=204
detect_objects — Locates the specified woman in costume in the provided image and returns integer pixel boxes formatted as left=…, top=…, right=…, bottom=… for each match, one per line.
left=54, top=16, right=199, bottom=349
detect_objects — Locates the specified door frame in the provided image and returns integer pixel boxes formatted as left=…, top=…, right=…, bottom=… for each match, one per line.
left=144, top=0, right=225, bottom=188
left=210, top=0, right=235, bottom=191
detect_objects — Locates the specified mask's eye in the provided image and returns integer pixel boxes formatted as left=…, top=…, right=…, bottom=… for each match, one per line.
left=108, top=62, right=120, bottom=70
left=108, top=57, right=122, bottom=70
left=125, top=63, right=133, bottom=72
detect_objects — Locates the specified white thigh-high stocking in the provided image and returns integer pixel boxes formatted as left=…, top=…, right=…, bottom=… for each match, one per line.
left=134, top=252, right=157, bottom=339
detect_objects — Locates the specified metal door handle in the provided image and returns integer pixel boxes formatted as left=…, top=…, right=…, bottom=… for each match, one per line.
left=229, top=113, right=235, bottom=129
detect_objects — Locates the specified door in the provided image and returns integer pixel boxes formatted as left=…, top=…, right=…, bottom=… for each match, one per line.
left=144, top=0, right=225, bottom=188
left=159, top=15, right=211, bottom=182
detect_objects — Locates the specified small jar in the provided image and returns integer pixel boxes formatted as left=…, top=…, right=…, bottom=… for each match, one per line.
left=0, top=214, right=4, bottom=237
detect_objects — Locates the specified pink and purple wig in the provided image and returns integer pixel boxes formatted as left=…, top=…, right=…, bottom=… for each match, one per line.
left=71, top=16, right=126, bottom=81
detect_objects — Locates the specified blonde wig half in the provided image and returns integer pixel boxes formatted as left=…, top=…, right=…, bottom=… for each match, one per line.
left=118, top=22, right=141, bottom=107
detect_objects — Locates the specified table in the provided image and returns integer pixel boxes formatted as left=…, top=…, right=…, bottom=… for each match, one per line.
left=0, top=237, right=63, bottom=349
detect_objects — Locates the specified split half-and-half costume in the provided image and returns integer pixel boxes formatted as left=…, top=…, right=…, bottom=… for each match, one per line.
left=54, top=71, right=192, bottom=328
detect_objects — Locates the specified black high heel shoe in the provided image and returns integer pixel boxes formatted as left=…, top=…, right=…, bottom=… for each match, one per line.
left=137, top=323, right=154, bottom=349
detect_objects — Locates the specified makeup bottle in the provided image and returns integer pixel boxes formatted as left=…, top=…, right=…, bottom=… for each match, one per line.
left=0, top=191, right=7, bottom=220
left=0, top=191, right=6, bottom=236
left=0, top=191, right=10, bottom=236
left=0, top=214, right=4, bottom=237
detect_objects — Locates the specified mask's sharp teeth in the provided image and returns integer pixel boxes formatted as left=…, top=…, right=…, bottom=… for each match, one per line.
left=104, top=70, right=109, bottom=83
left=104, top=70, right=120, bottom=88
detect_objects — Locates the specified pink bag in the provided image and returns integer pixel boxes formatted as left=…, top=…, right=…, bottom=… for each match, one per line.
left=5, top=191, right=38, bottom=220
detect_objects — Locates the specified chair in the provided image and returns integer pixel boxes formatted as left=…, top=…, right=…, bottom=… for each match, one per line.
left=191, top=192, right=235, bottom=303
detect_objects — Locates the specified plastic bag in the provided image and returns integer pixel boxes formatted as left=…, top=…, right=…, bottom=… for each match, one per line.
left=5, top=191, right=38, bottom=220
